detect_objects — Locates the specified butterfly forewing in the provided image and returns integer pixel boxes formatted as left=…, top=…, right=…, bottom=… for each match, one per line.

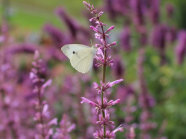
left=61, top=44, right=90, bottom=59
left=61, top=44, right=96, bottom=73
left=70, top=48, right=95, bottom=73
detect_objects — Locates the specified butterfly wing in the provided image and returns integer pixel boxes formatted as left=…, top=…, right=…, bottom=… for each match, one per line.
left=61, top=44, right=90, bottom=59
left=70, top=48, right=95, bottom=73
left=61, top=44, right=96, bottom=73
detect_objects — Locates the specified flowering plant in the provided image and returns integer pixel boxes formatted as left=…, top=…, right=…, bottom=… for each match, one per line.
left=81, top=1, right=124, bottom=138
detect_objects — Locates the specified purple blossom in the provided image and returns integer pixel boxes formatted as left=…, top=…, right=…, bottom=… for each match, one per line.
left=55, top=7, right=79, bottom=38
left=43, top=24, right=66, bottom=48
left=166, top=3, right=175, bottom=18
left=151, top=24, right=168, bottom=65
left=81, top=97, right=120, bottom=112
left=54, top=114, right=75, bottom=139
left=175, top=30, right=186, bottom=64
left=82, top=1, right=124, bottom=138
left=120, top=27, right=132, bottom=52
left=30, top=51, right=57, bottom=138
left=81, top=97, right=99, bottom=108
left=104, top=0, right=118, bottom=21
left=111, top=56, right=125, bottom=79
left=93, top=79, right=123, bottom=94
left=166, top=26, right=177, bottom=43
left=105, top=0, right=130, bottom=21
left=149, top=0, right=160, bottom=24
left=55, top=7, right=91, bottom=44
left=130, top=0, right=145, bottom=28
left=137, top=48, right=156, bottom=139
left=117, top=85, right=134, bottom=103
left=151, top=25, right=168, bottom=49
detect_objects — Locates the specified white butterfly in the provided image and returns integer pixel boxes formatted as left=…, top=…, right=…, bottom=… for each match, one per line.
left=61, top=44, right=96, bottom=73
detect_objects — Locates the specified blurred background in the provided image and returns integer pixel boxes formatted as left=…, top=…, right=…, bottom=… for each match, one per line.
left=0, top=0, right=186, bottom=138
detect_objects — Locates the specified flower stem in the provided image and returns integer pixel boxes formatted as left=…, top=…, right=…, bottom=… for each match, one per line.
left=98, top=17, right=107, bottom=138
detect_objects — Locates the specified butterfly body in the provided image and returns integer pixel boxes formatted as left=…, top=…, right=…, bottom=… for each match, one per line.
left=61, top=44, right=96, bottom=73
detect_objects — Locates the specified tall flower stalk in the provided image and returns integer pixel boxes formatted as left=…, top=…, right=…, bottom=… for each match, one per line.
left=30, top=51, right=56, bottom=138
left=137, top=48, right=156, bottom=139
left=81, top=1, right=123, bottom=138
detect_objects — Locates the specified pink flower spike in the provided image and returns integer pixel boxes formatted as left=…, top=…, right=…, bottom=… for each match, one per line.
left=90, top=26, right=100, bottom=33
left=42, top=79, right=52, bottom=90
left=42, top=104, right=49, bottom=114
left=67, top=124, right=76, bottom=132
left=108, top=99, right=120, bottom=106
left=48, top=118, right=58, bottom=126
left=81, top=97, right=98, bottom=107
left=34, top=50, right=40, bottom=60
left=105, top=26, right=115, bottom=33
left=98, top=11, right=104, bottom=17
left=96, top=48, right=104, bottom=58
left=112, top=124, right=124, bottom=134
left=29, top=72, right=35, bottom=79
left=89, top=17, right=96, bottom=22
left=107, top=42, right=117, bottom=48
left=93, top=82, right=101, bottom=94
left=108, top=79, right=124, bottom=88
left=83, top=1, right=92, bottom=10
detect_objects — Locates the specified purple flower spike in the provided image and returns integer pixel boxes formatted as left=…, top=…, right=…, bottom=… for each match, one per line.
left=166, top=3, right=175, bottom=18
left=105, top=26, right=115, bottom=33
left=55, top=7, right=79, bottom=38
left=120, top=27, right=132, bottom=52
left=130, top=0, right=145, bottom=27
left=107, top=79, right=124, bottom=88
left=151, top=24, right=168, bottom=65
left=43, top=24, right=65, bottom=48
left=175, top=31, right=186, bottom=64
left=112, top=56, right=125, bottom=79
left=82, top=1, right=124, bottom=138
left=150, top=0, right=160, bottom=24
left=81, top=97, right=99, bottom=107
left=30, top=51, right=57, bottom=138
left=54, top=114, right=75, bottom=139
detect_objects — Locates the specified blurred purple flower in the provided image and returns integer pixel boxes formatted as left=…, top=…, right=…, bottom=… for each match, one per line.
left=112, top=56, right=125, bottom=78
left=105, top=0, right=130, bottom=21
left=55, top=7, right=91, bottom=44
left=166, top=26, right=177, bottom=43
left=54, top=114, right=75, bottom=139
left=137, top=48, right=156, bottom=139
left=55, top=7, right=79, bottom=38
left=117, top=85, right=134, bottom=103
left=43, top=24, right=67, bottom=48
left=6, top=43, right=36, bottom=54
left=151, top=25, right=167, bottom=49
left=149, top=0, right=160, bottom=24
left=120, top=27, right=132, bottom=52
left=130, top=0, right=145, bottom=28
left=175, top=30, right=186, bottom=64
left=30, top=51, right=57, bottom=138
left=151, top=24, right=168, bottom=65
left=105, top=0, right=118, bottom=21
left=166, top=3, right=175, bottom=18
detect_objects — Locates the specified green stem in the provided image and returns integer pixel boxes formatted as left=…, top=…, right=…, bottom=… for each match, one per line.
left=98, top=16, right=107, bottom=138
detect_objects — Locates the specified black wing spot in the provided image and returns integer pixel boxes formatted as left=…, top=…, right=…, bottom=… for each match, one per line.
left=73, top=51, right=75, bottom=54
